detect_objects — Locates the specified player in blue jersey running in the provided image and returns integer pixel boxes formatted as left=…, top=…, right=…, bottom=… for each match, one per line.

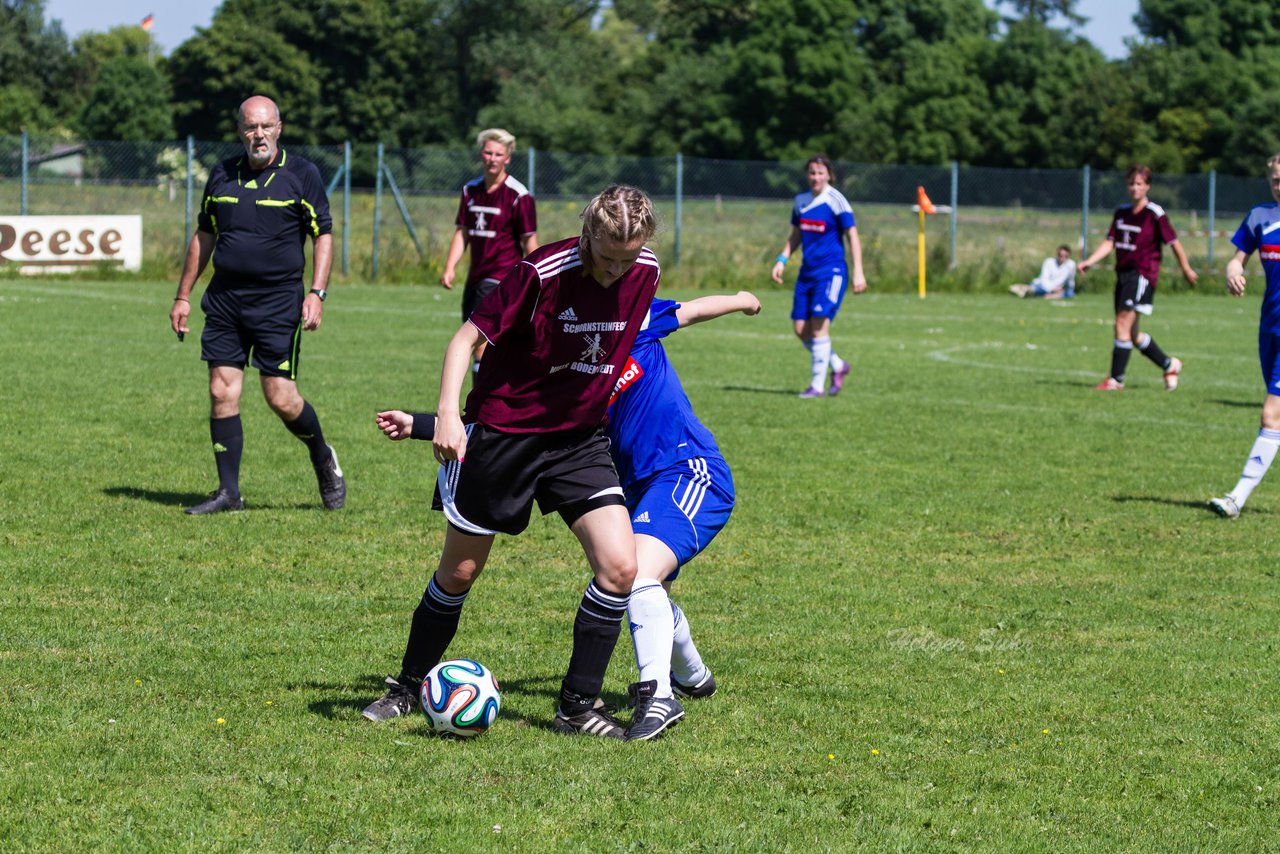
left=771, top=155, right=867, bottom=398
left=607, top=290, right=761, bottom=739
left=1208, top=155, right=1280, bottom=518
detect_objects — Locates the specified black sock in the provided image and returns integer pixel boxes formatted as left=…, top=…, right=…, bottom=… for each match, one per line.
left=398, top=576, right=469, bottom=685
left=210, top=415, right=243, bottom=496
left=559, top=581, right=628, bottom=713
left=1109, top=342, right=1133, bottom=383
left=284, top=400, right=329, bottom=467
left=1137, top=334, right=1171, bottom=370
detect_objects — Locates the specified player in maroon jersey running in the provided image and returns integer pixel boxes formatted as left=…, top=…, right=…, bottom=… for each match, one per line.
left=363, top=185, right=660, bottom=739
left=1078, top=165, right=1198, bottom=391
left=441, top=128, right=539, bottom=364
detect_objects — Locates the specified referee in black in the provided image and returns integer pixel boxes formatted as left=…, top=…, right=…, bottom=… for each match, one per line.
left=170, top=95, right=345, bottom=515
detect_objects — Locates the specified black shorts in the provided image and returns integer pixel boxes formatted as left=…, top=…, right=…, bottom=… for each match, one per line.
left=1114, top=269, right=1156, bottom=316
left=433, top=424, right=626, bottom=536
left=461, top=277, right=501, bottom=323
left=201, top=286, right=305, bottom=379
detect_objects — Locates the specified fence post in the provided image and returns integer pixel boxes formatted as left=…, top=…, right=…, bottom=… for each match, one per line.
left=949, top=160, right=958, bottom=270
left=1207, top=169, right=1216, bottom=269
left=21, top=131, right=29, bottom=215
left=674, top=152, right=683, bottom=266
left=1080, top=164, right=1091, bottom=254
left=343, top=140, right=351, bottom=277
left=373, top=143, right=384, bottom=279
left=185, top=135, right=195, bottom=245
left=528, top=146, right=536, bottom=196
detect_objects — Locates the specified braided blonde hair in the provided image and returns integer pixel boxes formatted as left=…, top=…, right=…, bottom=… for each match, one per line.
left=580, top=184, right=657, bottom=246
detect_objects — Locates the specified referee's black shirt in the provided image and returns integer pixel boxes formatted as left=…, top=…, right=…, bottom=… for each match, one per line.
left=197, top=147, right=333, bottom=291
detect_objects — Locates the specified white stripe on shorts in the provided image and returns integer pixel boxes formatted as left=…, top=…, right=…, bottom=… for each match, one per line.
left=436, top=424, right=499, bottom=536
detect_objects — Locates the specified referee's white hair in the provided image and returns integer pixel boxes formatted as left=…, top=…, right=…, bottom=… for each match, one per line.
left=476, top=128, right=516, bottom=154
left=580, top=185, right=657, bottom=246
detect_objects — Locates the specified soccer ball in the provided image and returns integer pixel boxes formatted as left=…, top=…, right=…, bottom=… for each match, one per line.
left=419, top=659, right=501, bottom=738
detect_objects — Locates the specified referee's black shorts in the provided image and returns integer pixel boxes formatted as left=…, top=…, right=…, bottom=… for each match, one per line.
left=200, top=285, right=305, bottom=379
left=433, top=424, right=626, bottom=536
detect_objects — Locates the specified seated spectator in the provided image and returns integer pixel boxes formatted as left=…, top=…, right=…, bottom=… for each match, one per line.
left=1010, top=245, right=1076, bottom=299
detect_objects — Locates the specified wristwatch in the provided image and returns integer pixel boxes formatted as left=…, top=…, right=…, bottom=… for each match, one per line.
left=309, top=288, right=327, bottom=302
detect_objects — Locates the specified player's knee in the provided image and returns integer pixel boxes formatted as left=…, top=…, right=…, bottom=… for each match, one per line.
left=435, top=562, right=481, bottom=594
left=594, top=558, right=636, bottom=595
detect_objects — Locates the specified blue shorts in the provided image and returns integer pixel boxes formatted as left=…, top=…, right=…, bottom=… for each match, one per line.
left=791, top=265, right=848, bottom=322
left=626, top=456, right=734, bottom=582
left=1261, top=330, right=1280, bottom=395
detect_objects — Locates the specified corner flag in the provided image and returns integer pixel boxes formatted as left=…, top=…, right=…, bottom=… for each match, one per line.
left=917, top=185, right=936, bottom=215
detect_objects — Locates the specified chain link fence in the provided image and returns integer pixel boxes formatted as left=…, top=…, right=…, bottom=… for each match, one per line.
left=2, top=133, right=1267, bottom=291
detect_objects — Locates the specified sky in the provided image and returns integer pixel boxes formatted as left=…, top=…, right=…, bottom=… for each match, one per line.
left=44, top=0, right=1143, bottom=59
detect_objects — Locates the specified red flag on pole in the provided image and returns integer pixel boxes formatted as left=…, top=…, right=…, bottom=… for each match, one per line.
left=141, top=13, right=155, bottom=31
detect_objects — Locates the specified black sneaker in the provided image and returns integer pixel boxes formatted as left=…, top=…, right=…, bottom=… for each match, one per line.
left=552, top=698, right=626, bottom=739
left=361, top=676, right=416, bottom=721
left=315, top=445, right=345, bottom=510
left=671, top=669, right=716, bottom=699
left=625, top=680, right=684, bottom=742
left=184, top=488, right=244, bottom=515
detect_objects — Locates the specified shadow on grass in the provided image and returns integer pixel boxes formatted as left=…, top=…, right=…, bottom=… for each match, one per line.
left=306, top=673, right=632, bottom=735
left=104, top=485, right=208, bottom=506
left=1209, top=398, right=1260, bottom=409
left=722, top=385, right=808, bottom=396
left=1112, top=494, right=1231, bottom=512
left=104, top=485, right=315, bottom=511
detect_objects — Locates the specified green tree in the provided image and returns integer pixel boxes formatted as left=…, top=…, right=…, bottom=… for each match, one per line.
left=166, top=14, right=323, bottom=143
left=0, top=0, right=73, bottom=131
left=77, top=56, right=175, bottom=140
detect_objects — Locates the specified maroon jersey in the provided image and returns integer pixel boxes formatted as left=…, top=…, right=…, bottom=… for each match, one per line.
left=1106, top=201, right=1179, bottom=285
left=454, top=175, right=538, bottom=284
left=464, top=236, right=661, bottom=432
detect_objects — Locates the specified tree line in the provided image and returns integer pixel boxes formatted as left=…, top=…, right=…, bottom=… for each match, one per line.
left=4, top=0, right=1280, bottom=175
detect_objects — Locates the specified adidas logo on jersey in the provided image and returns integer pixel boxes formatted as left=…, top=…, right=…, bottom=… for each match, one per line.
left=558, top=307, right=578, bottom=321
left=633, top=511, right=651, bottom=525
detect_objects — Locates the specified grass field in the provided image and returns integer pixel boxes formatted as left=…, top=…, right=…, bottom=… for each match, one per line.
left=1, top=278, right=1277, bottom=851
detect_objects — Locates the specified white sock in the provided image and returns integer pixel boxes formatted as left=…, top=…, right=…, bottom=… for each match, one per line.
left=628, top=579, right=675, bottom=697
left=810, top=336, right=832, bottom=391
left=830, top=350, right=847, bottom=374
left=670, top=601, right=708, bottom=687
left=1228, top=428, right=1280, bottom=506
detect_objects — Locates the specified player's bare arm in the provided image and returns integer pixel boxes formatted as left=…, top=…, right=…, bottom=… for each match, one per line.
left=1170, top=241, right=1199, bottom=286
left=434, top=322, right=483, bottom=462
left=171, top=231, right=215, bottom=335
left=771, top=227, right=802, bottom=284
left=847, top=226, right=867, bottom=292
left=521, top=233, right=539, bottom=255
left=1077, top=238, right=1115, bottom=274
left=441, top=227, right=465, bottom=288
left=1226, top=249, right=1249, bottom=297
left=675, top=292, right=762, bottom=328
left=303, top=233, right=333, bottom=331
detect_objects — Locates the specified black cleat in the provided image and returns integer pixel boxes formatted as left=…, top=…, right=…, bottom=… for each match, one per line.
left=671, top=669, right=716, bottom=699
left=316, top=445, right=346, bottom=510
left=552, top=698, right=626, bottom=740
left=185, top=488, right=244, bottom=515
left=361, top=676, right=417, bottom=721
left=625, top=680, right=684, bottom=741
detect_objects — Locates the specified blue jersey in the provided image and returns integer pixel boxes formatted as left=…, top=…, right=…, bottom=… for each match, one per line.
left=1231, top=202, right=1280, bottom=334
left=605, top=299, right=723, bottom=492
left=791, top=187, right=855, bottom=273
